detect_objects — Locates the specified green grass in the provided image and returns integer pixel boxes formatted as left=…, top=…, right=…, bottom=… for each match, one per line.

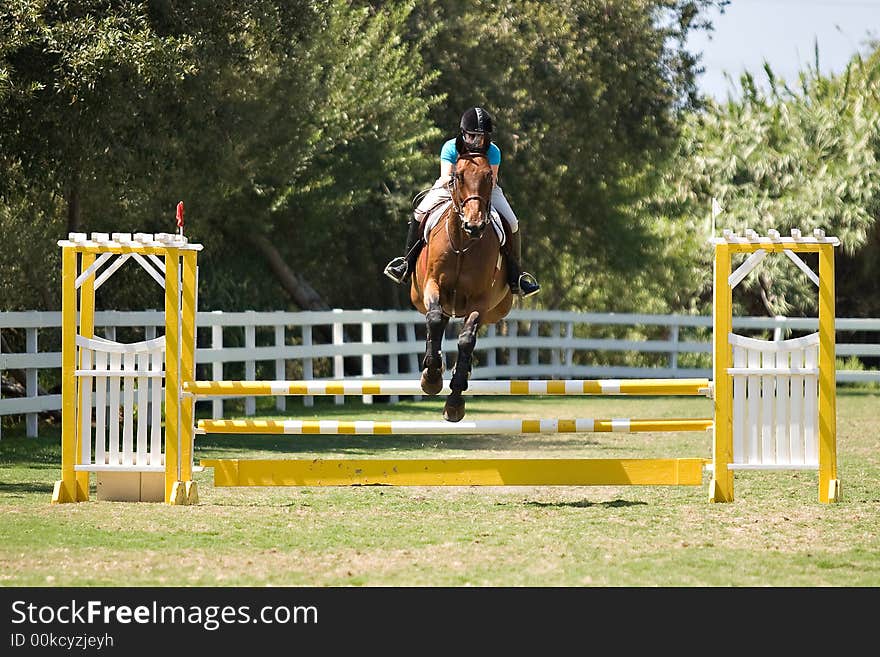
left=1, top=391, right=879, bottom=587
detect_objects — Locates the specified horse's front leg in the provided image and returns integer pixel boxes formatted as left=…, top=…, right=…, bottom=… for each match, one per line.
left=445, top=310, right=480, bottom=422
left=420, top=283, right=448, bottom=395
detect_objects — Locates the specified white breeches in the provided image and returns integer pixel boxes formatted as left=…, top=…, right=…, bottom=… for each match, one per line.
left=414, top=177, right=519, bottom=233
left=490, top=186, right=518, bottom=233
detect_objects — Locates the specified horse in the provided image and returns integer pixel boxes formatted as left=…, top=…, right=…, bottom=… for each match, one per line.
left=410, top=152, right=513, bottom=422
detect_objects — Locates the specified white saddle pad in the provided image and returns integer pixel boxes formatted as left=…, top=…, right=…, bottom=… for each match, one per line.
left=422, top=201, right=506, bottom=246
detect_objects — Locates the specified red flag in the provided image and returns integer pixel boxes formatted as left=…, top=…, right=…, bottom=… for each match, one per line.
left=176, top=201, right=185, bottom=228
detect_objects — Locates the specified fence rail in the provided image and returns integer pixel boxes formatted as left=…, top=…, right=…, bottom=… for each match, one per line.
left=2, top=309, right=878, bottom=438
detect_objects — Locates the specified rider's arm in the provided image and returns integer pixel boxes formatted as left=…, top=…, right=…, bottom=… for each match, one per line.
left=488, top=143, right=501, bottom=188
left=439, top=139, right=457, bottom=179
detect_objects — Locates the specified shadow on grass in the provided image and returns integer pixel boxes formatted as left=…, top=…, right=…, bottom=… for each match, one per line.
left=195, top=432, right=601, bottom=456
left=0, top=436, right=63, bottom=466
left=525, top=498, right=648, bottom=509
left=836, top=387, right=880, bottom=396
left=0, top=481, right=55, bottom=495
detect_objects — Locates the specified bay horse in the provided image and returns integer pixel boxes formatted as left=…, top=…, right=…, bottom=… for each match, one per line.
left=410, top=152, right=513, bottom=422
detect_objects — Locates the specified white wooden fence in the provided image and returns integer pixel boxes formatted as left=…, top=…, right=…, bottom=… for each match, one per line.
left=2, top=309, right=879, bottom=438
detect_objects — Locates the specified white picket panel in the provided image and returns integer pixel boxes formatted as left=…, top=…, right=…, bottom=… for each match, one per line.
left=773, top=347, right=790, bottom=465
left=73, top=335, right=166, bottom=472
left=728, top=332, right=820, bottom=470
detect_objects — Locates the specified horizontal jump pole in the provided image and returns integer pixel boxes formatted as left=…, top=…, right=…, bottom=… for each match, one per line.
left=197, top=417, right=714, bottom=435
left=200, top=457, right=710, bottom=487
left=183, top=378, right=712, bottom=397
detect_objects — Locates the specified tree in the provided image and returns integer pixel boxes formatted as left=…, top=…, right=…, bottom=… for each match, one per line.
left=0, top=1, right=199, bottom=230
left=0, top=1, right=441, bottom=312
left=0, top=0, right=197, bottom=310
left=177, top=1, right=442, bottom=311
left=648, top=45, right=880, bottom=320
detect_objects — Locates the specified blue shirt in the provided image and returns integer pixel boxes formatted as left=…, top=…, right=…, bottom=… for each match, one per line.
left=440, top=138, right=501, bottom=166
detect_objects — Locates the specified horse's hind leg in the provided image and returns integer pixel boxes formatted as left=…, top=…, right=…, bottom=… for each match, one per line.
left=420, top=299, right=448, bottom=395
left=445, top=310, right=480, bottom=423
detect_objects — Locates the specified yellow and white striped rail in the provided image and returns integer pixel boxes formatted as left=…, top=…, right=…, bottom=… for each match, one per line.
left=200, top=457, right=710, bottom=487
left=197, top=417, right=714, bottom=435
left=183, top=378, right=712, bottom=397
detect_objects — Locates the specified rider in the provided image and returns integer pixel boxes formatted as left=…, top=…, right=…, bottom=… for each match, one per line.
left=383, top=106, right=540, bottom=298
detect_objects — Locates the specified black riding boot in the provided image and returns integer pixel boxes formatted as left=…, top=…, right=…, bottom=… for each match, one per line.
left=384, top=218, right=424, bottom=284
left=505, top=230, right=540, bottom=297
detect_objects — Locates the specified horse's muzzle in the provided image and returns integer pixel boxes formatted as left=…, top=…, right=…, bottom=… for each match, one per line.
left=463, top=220, right=487, bottom=238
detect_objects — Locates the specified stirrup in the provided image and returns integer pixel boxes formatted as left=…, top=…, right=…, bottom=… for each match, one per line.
left=518, top=272, right=540, bottom=298
left=383, top=257, right=409, bottom=284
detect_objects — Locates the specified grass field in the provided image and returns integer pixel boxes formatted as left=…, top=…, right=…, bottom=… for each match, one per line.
left=1, top=390, right=878, bottom=587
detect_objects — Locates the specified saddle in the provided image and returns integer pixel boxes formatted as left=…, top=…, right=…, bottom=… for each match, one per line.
left=421, top=201, right=506, bottom=246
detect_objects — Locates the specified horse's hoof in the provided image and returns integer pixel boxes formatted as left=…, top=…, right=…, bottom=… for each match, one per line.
left=443, top=398, right=465, bottom=423
left=443, top=406, right=465, bottom=422
left=421, top=371, right=443, bottom=396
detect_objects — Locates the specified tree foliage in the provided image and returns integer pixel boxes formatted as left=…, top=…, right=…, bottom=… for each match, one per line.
left=21, top=0, right=868, bottom=320
left=0, top=0, right=198, bottom=309
left=0, top=1, right=440, bottom=311
left=649, top=45, right=880, bottom=318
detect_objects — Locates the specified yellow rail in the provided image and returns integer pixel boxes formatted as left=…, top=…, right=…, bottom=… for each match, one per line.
left=201, top=458, right=710, bottom=487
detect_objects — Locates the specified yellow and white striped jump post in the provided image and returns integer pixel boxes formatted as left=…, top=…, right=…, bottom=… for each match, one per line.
left=191, top=378, right=715, bottom=490
left=711, top=228, right=840, bottom=503
left=190, top=378, right=714, bottom=489
left=52, top=232, right=202, bottom=505
left=183, top=378, right=712, bottom=397
left=197, top=417, right=714, bottom=435
left=184, top=379, right=713, bottom=486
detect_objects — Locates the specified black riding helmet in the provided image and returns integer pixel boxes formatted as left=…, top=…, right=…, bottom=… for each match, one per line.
left=455, top=106, right=494, bottom=154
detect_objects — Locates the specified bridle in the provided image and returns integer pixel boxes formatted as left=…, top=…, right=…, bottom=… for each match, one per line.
left=446, top=156, right=491, bottom=252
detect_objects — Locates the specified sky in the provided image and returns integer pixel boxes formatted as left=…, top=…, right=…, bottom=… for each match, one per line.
left=686, top=0, right=880, bottom=101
